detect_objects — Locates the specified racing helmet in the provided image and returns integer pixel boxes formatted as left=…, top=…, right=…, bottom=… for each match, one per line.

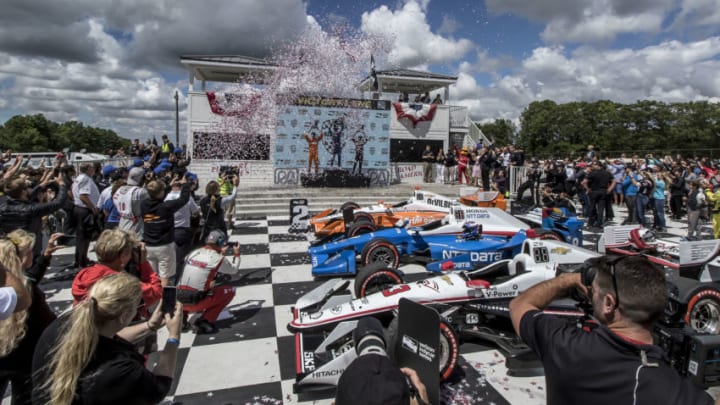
left=629, top=228, right=657, bottom=251
left=462, top=222, right=481, bottom=240
left=206, top=230, right=228, bottom=247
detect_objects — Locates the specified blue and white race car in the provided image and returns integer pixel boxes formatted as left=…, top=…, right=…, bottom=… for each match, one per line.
left=309, top=205, right=584, bottom=293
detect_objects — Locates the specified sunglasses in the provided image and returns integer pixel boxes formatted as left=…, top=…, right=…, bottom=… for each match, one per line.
left=582, top=255, right=629, bottom=310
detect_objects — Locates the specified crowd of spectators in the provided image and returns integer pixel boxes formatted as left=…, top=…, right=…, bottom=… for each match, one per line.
left=0, top=136, right=244, bottom=403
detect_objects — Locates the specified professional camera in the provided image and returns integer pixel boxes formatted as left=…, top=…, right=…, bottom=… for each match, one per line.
left=578, top=262, right=720, bottom=388
left=219, top=165, right=238, bottom=177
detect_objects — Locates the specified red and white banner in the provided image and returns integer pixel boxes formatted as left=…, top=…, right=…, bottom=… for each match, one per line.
left=206, top=91, right=260, bottom=116
left=392, top=102, right=437, bottom=128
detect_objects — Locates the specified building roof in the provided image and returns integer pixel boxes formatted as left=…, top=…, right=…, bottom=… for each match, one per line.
left=180, top=54, right=277, bottom=84
left=358, top=69, right=457, bottom=93
left=179, top=55, right=458, bottom=93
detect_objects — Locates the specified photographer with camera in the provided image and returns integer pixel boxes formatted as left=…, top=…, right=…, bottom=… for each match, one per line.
left=336, top=317, right=429, bottom=405
left=72, top=229, right=162, bottom=321
left=176, top=230, right=240, bottom=334
left=509, top=255, right=716, bottom=404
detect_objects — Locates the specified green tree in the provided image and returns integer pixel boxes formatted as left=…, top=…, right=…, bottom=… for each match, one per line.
left=0, top=114, right=130, bottom=153
left=476, top=119, right=516, bottom=146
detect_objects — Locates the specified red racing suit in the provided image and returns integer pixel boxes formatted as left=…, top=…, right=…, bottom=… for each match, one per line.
left=177, top=246, right=240, bottom=322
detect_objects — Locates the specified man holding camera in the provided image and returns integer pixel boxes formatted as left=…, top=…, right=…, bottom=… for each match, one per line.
left=176, top=230, right=240, bottom=334
left=509, top=256, right=715, bottom=404
left=335, top=317, right=430, bottom=405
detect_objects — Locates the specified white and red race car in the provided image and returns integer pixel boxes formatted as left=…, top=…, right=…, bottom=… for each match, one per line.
left=598, top=225, right=720, bottom=334
left=289, top=238, right=600, bottom=392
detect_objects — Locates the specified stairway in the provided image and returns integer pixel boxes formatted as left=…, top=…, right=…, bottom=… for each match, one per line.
left=234, top=183, right=466, bottom=218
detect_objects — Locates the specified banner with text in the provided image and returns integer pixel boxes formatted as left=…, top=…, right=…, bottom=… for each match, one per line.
left=274, top=96, right=391, bottom=172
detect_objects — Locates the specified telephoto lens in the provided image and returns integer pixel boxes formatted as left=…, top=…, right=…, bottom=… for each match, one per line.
left=353, top=317, right=387, bottom=357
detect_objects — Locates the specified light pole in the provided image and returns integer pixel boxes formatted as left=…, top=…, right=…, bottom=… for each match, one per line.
left=174, top=90, right=180, bottom=147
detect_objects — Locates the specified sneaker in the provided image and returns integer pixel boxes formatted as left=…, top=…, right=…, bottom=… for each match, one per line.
left=192, top=318, right=218, bottom=334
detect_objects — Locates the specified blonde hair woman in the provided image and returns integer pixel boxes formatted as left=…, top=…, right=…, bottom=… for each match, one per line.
left=0, top=230, right=64, bottom=403
left=33, top=272, right=182, bottom=405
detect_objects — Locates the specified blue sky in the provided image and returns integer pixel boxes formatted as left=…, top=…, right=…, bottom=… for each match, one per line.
left=0, top=0, right=718, bottom=142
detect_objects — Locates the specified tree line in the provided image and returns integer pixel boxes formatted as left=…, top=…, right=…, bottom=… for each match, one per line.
left=0, top=114, right=130, bottom=153
left=515, top=100, right=720, bottom=159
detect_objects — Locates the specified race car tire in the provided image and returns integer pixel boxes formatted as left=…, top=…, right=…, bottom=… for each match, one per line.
left=354, top=264, right=404, bottom=297
left=386, top=317, right=459, bottom=382
left=354, top=212, right=374, bottom=225
left=360, top=238, right=400, bottom=269
left=536, top=230, right=563, bottom=241
left=340, top=201, right=360, bottom=212
left=346, top=221, right=376, bottom=238
left=685, top=287, right=720, bottom=335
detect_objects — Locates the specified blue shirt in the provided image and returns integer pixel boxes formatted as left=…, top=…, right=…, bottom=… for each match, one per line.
left=653, top=178, right=666, bottom=200
left=622, top=173, right=639, bottom=196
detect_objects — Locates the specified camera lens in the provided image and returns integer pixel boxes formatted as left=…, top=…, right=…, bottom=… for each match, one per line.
left=353, top=317, right=387, bottom=356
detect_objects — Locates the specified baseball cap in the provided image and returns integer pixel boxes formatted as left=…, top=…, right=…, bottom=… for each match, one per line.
left=153, top=166, right=167, bottom=175
left=335, top=354, right=410, bottom=405
left=205, top=230, right=227, bottom=246
left=127, top=167, right=145, bottom=186
left=102, top=165, right=117, bottom=177
left=173, top=147, right=183, bottom=154
left=185, top=172, right=197, bottom=181
left=133, top=158, right=144, bottom=167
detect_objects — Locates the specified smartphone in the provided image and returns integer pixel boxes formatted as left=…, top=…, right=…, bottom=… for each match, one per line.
left=57, top=234, right=76, bottom=245
left=226, top=241, right=239, bottom=248
left=161, top=286, right=177, bottom=316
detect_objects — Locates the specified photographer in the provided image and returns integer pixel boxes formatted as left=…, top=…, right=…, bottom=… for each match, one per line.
left=509, top=256, right=715, bottom=405
left=0, top=172, right=68, bottom=258
left=177, top=230, right=240, bottom=334
left=200, top=177, right=237, bottom=242
left=336, top=317, right=429, bottom=405
left=72, top=229, right=162, bottom=320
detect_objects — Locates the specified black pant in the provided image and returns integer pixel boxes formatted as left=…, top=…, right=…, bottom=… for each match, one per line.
left=174, top=227, right=194, bottom=284
left=516, top=180, right=535, bottom=203
left=73, top=206, right=92, bottom=268
left=670, top=195, right=684, bottom=219
left=588, top=190, right=607, bottom=226
left=624, top=195, right=637, bottom=223
left=481, top=165, right=491, bottom=190
left=0, top=371, right=33, bottom=405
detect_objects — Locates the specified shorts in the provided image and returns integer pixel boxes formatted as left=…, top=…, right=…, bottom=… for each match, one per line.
left=145, top=243, right=177, bottom=279
left=615, top=183, right=623, bottom=194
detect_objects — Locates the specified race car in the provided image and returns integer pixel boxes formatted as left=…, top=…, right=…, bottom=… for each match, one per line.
left=290, top=237, right=599, bottom=392
left=598, top=225, right=720, bottom=334
left=307, top=188, right=508, bottom=240
left=309, top=204, right=585, bottom=281
left=308, top=189, right=457, bottom=238
left=457, top=187, right=507, bottom=211
left=513, top=206, right=585, bottom=247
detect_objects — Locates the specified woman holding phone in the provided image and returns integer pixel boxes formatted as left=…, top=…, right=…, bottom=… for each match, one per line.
left=33, top=273, right=183, bottom=404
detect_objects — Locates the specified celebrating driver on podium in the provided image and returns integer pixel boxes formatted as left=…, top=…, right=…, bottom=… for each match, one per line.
left=509, top=255, right=716, bottom=405
left=176, top=230, right=240, bottom=334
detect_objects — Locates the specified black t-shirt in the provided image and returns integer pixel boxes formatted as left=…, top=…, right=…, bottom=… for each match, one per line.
left=140, top=184, right=190, bottom=246
left=32, top=314, right=172, bottom=405
left=586, top=169, right=613, bottom=191
left=519, top=310, right=713, bottom=405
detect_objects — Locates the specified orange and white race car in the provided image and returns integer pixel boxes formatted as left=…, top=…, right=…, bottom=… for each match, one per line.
left=308, top=188, right=507, bottom=239
left=457, top=187, right=507, bottom=211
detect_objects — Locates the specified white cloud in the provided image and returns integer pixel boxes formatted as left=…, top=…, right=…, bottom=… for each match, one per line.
left=0, top=0, right=312, bottom=140
left=486, top=0, right=674, bottom=44
left=451, top=36, right=720, bottom=122
left=360, top=0, right=473, bottom=67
